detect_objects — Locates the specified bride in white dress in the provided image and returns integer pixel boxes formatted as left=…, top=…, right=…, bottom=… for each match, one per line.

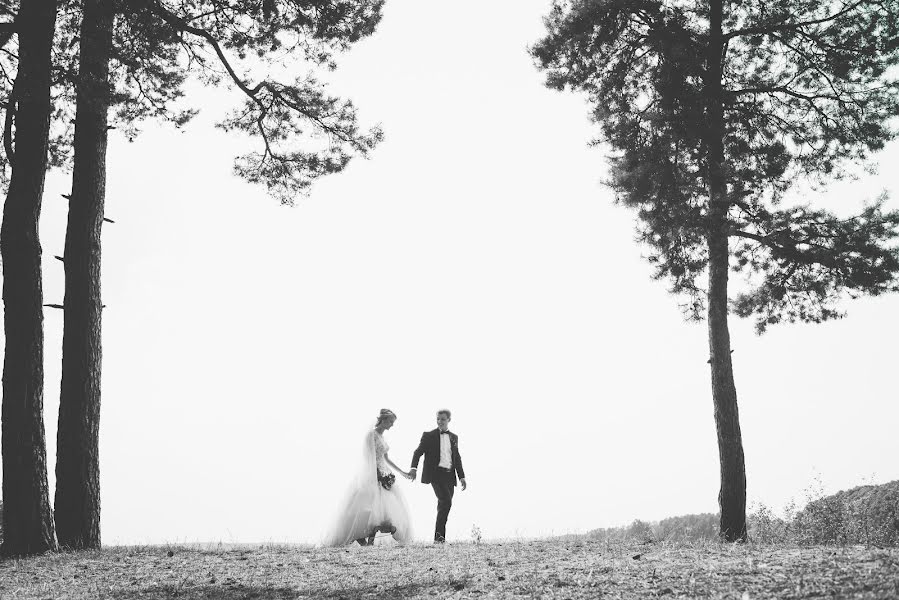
left=323, top=409, right=414, bottom=546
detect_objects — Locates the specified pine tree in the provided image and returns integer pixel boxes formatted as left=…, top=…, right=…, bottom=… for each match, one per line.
left=53, top=0, right=115, bottom=550
left=0, top=0, right=60, bottom=558
left=532, top=0, right=899, bottom=540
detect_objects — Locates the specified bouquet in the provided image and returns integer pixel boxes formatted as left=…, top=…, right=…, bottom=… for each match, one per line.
left=377, top=471, right=396, bottom=490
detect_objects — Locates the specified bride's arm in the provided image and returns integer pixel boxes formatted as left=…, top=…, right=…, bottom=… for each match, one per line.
left=385, top=455, right=411, bottom=479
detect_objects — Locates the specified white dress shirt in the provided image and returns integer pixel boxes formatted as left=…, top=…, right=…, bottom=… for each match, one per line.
left=438, top=431, right=452, bottom=469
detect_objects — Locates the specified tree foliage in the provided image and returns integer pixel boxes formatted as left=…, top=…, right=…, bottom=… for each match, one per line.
left=2, top=0, right=385, bottom=204
left=532, top=0, right=899, bottom=332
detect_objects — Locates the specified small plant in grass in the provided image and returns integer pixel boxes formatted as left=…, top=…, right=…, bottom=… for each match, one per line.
left=470, top=525, right=482, bottom=545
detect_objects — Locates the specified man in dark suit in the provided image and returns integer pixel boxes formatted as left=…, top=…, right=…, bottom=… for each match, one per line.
left=410, top=409, right=466, bottom=543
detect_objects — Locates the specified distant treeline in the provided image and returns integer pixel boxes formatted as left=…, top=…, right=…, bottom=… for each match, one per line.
left=585, top=513, right=720, bottom=543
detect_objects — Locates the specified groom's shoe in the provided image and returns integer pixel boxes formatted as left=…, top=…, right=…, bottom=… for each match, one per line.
left=434, top=534, right=446, bottom=544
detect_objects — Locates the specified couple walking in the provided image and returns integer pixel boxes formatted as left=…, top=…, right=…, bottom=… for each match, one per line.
left=324, top=409, right=466, bottom=546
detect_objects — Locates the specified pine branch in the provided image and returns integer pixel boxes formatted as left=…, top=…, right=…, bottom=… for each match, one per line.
left=731, top=229, right=840, bottom=269
left=723, top=0, right=870, bottom=40
left=144, top=1, right=265, bottom=104
left=141, top=0, right=382, bottom=202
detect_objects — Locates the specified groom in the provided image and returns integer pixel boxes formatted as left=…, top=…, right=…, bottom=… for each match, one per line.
left=410, top=409, right=466, bottom=543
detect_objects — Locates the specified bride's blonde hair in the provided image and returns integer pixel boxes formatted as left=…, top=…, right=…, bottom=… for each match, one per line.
left=375, top=408, right=397, bottom=426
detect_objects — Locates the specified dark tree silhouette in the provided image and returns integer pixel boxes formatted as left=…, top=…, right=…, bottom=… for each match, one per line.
left=54, top=0, right=115, bottom=550
left=0, top=0, right=188, bottom=553
left=0, top=0, right=60, bottom=558
left=532, top=0, right=899, bottom=541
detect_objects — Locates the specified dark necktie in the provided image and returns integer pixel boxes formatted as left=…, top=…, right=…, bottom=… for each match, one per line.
left=440, top=430, right=450, bottom=435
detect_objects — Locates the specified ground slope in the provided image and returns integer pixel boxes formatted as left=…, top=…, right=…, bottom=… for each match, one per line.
left=1, top=539, right=897, bottom=599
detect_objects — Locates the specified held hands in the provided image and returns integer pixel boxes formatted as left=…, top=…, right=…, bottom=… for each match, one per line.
left=409, top=468, right=417, bottom=481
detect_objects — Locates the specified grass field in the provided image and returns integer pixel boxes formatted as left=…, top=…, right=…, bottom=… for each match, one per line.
left=1, top=538, right=898, bottom=599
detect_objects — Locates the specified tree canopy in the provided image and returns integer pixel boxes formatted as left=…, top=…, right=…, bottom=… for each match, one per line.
left=532, top=0, right=899, bottom=332
left=2, top=0, right=385, bottom=203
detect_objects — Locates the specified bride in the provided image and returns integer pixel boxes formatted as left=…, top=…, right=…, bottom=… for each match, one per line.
left=323, top=409, right=414, bottom=546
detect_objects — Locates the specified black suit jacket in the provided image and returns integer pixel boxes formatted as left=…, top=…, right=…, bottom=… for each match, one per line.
left=411, top=429, right=465, bottom=486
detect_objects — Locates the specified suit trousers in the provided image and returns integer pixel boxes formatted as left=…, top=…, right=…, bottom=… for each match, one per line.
left=431, top=469, right=455, bottom=541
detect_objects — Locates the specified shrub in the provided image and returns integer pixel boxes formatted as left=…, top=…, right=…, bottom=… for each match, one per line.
left=793, top=480, right=899, bottom=546
left=747, top=502, right=792, bottom=544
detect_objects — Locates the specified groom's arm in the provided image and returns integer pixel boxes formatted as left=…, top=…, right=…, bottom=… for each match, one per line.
left=452, top=436, right=465, bottom=483
left=410, top=432, right=427, bottom=469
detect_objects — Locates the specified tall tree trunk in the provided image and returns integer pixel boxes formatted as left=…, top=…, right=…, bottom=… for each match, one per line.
left=54, top=0, right=115, bottom=550
left=0, top=0, right=59, bottom=558
left=705, top=0, right=747, bottom=542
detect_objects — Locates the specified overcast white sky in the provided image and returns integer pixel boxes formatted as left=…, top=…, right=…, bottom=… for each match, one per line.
left=11, top=0, right=899, bottom=545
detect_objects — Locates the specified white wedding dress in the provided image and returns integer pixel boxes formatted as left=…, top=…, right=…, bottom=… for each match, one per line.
left=323, top=429, right=413, bottom=546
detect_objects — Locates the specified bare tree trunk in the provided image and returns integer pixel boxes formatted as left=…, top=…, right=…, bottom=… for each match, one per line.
left=54, top=0, right=115, bottom=550
left=705, top=0, right=747, bottom=542
left=0, top=0, right=59, bottom=558
left=707, top=217, right=747, bottom=542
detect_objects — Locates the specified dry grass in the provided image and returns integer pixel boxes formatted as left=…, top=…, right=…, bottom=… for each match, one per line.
left=1, top=538, right=898, bottom=599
